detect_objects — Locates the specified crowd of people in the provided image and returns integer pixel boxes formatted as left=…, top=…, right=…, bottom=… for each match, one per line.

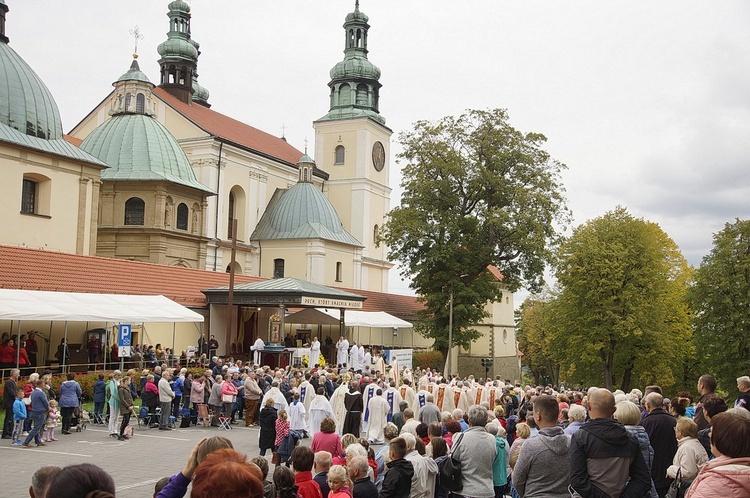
left=2, top=338, right=750, bottom=498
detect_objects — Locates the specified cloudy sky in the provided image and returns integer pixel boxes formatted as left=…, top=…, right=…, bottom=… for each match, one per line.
left=7, top=1, right=749, bottom=297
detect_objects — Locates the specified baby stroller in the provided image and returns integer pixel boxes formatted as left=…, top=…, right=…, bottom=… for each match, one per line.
left=70, top=399, right=88, bottom=432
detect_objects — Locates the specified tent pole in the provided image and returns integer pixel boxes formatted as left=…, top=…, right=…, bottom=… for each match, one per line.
left=172, top=322, right=176, bottom=361
left=62, top=321, right=68, bottom=373
left=15, top=320, right=21, bottom=369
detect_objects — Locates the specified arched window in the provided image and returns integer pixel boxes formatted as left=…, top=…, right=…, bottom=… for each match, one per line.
left=20, top=174, right=51, bottom=215
left=176, top=203, right=189, bottom=230
left=336, top=262, right=343, bottom=282
left=124, top=197, right=145, bottom=225
left=136, top=93, right=145, bottom=114
left=339, top=83, right=351, bottom=106
left=124, top=93, right=132, bottom=112
left=21, top=179, right=37, bottom=214
left=335, top=145, right=345, bottom=165
left=227, top=191, right=235, bottom=237
left=273, top=259, right=285, bottom=279
left=356, top=84, right=368, bottom=106
left=373, top=224, right=380, bottom=246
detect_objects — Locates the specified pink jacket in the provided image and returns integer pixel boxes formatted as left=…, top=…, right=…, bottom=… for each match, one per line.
left=685, top=456, right=750, bottom=498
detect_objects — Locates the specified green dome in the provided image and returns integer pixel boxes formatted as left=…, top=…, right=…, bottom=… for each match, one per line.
left=345, top=10, right=368, bottom=23
left=330, top=56, right=381, bottom=81
left=80, top=113, right=211, bottom=193
left=168, top=0, right=190, bottom=13
left=191, top=75, right=210, bottom=104
left=0, top=42, right=62, bottom=140
left=251, top=182, right=362, bottom=246
left=115, top=58, right=152, bottom=85
left=157, top=36, right=198, bottom=60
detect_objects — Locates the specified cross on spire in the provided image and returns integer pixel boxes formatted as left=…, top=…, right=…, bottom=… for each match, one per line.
left=304, top=138, right=309, bottom=154
left=355, top=0, right=360, bottom=11
left=281, top=123, right=287, bottom=139
left=129, top=25, right=144, bottom=57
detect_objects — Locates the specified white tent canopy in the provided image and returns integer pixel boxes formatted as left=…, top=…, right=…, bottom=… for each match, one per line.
left=0, top=289, right=204, bottom=323
left=318, top=309, right=413, bottom=328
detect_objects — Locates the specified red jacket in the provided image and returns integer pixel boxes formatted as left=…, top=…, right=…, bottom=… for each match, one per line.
left=0, top=345, right=15, bottom=364
left=294, top=471, right=323, bottom=498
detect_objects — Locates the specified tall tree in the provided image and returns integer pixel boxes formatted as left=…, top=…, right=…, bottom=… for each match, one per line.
left=516, top=293, right=563, bottom=386
left=380, top=109, right=569, bottom=353
left=551, top=207, right=693, bottom=391
left=690, top=219, right=750, bottom=396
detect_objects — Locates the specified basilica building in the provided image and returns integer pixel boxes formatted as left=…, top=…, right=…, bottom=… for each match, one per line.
left=0, top=0, right=520, bottom=379
left=69, top=0, right=393, bottom=293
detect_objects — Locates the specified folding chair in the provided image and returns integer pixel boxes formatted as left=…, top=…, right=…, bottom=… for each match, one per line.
left=218, top=415, right=232, bottom=431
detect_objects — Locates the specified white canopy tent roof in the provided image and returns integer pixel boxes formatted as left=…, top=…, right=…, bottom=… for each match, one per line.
left=0, top=289, right=204, bottom=323
left=318, top=309, right=413, bottom=328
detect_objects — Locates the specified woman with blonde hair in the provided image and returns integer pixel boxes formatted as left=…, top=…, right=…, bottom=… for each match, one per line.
left=615, top=401, right=658, bottom=498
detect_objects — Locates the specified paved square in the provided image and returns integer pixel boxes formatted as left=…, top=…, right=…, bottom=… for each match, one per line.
left=2, top=422, right=289, bottom=497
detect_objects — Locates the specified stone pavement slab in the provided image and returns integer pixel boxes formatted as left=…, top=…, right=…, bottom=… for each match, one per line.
left=2, top=422, right=275, bottom=498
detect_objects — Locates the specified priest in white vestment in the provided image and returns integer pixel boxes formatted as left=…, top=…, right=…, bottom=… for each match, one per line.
left=383, top=383, right=404, bottom=423
left=357, top=345, right=365, bottom=370
left=250, top=337, right=265, bottom=366
left=399, top=380, right=419, bottom=414
left=289, top=393, right=308, bottom=435
left=330, top=381, right=349, bottom=434
left=308, top=388, right=335, bottom=438
left=365, top=389, right=390, bottom=444
left=309, top=337, right=321, bottom=368
left=434, top=382, right=456, bottom=413
left=416, top=388, right=432, bottom=410
left=337, top=338, right=349, bottom=368
left=297, top=375, right=315, bottom=417
left=361, top=381, right=379, bottom=433
left=261, top=382, right=289, bottom=412
left=349, top=342, right=359, bottom=371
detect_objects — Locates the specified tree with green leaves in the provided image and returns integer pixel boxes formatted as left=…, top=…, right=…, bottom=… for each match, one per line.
left=551, top=207, right=693, bottom=391
left=690, top=219, right=750, bottom=396
left=380, top=109, right=569, bottom=354
left=516, top=292, right=563, bottom=386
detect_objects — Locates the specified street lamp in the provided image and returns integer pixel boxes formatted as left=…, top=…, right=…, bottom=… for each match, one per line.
left=444, top=274, right=467, bottom=378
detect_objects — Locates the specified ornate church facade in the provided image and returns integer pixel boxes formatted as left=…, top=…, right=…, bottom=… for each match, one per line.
left=69, top=0, right=393, bottom=293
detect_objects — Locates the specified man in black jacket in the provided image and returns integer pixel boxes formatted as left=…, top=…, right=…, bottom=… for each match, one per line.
left=380, top=437, right=414, bottom=498
left=569, top=388, right=651, bottom=498
left=2, top=369, right=19, bottom=438
left=642, top=392, right=678, bottom=497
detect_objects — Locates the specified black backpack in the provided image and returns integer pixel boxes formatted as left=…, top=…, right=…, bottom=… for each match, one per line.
left=437, top=434, right=463, bottom=492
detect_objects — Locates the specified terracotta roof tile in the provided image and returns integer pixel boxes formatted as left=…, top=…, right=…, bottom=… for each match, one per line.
left=0, top=245, right=261, bottom=306
left=63, top=134, right=83, bottom=147
left=487, top=265, right=504, bottom=281
left=337, top=286, right=424, bottom=321
left=153, top=88, right=303, bottom=165
left=0, top=245, right=423, bottom=320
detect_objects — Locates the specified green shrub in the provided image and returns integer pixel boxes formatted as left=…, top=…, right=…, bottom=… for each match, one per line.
left=413, top=350, right=444, bottom=372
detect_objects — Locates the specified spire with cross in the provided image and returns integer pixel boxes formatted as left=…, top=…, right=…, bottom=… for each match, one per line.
left=129, top=25, right=144, bottom=58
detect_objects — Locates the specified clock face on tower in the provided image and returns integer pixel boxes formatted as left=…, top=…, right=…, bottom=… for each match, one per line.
left=372, top=141, right=385, bottom=172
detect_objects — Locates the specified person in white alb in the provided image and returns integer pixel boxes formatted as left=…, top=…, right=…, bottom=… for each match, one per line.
left=250, top=337, right=264, bottom=366
left=350, top=342, right=359, bottom=371
left=337, top=337, right=349, bottom=368
left=309, top=336, right=321, bottom=368
left=308, top=387, right=335, bottom=438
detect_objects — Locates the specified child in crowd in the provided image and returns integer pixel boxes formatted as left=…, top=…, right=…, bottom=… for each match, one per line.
left=274, top=409, right=291, bottom=466
left=45, top=400, right=60, bottom=441
left=327, top=465, right=353, bottom=498
left=12, top=389, right=27, bottom=446
left=250, top=456, right=275, bottom=498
